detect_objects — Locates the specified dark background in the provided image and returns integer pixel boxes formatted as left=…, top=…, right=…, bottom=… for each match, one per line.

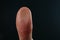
left=0, top=0, right=60, bottom=40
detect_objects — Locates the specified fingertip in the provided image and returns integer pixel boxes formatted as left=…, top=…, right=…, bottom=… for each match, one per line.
left=16, top=6, right=33, bottom=40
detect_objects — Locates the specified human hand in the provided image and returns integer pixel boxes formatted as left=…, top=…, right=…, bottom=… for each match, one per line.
left=16, top=7, right=33, bottom=40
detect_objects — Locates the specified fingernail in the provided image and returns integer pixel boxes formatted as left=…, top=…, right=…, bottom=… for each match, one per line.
left=16, top=7, right=33, bottom=40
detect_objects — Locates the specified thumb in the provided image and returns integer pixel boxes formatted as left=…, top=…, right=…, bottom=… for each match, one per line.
left=16, top=7, right=33, bottom=40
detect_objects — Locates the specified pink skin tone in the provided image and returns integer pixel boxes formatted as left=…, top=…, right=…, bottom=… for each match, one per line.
left=16, top=7, right=33, bottom=40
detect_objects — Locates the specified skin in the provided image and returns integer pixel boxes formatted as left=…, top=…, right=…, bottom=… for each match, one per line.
left=16, top=7, right=33, bottom=40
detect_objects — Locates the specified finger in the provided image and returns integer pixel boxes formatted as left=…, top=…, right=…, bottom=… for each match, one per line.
left=16, top=7, right=33, bottom=40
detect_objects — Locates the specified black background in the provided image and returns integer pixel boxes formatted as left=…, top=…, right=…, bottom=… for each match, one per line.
left=0, top=0, right=60, bottom=40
